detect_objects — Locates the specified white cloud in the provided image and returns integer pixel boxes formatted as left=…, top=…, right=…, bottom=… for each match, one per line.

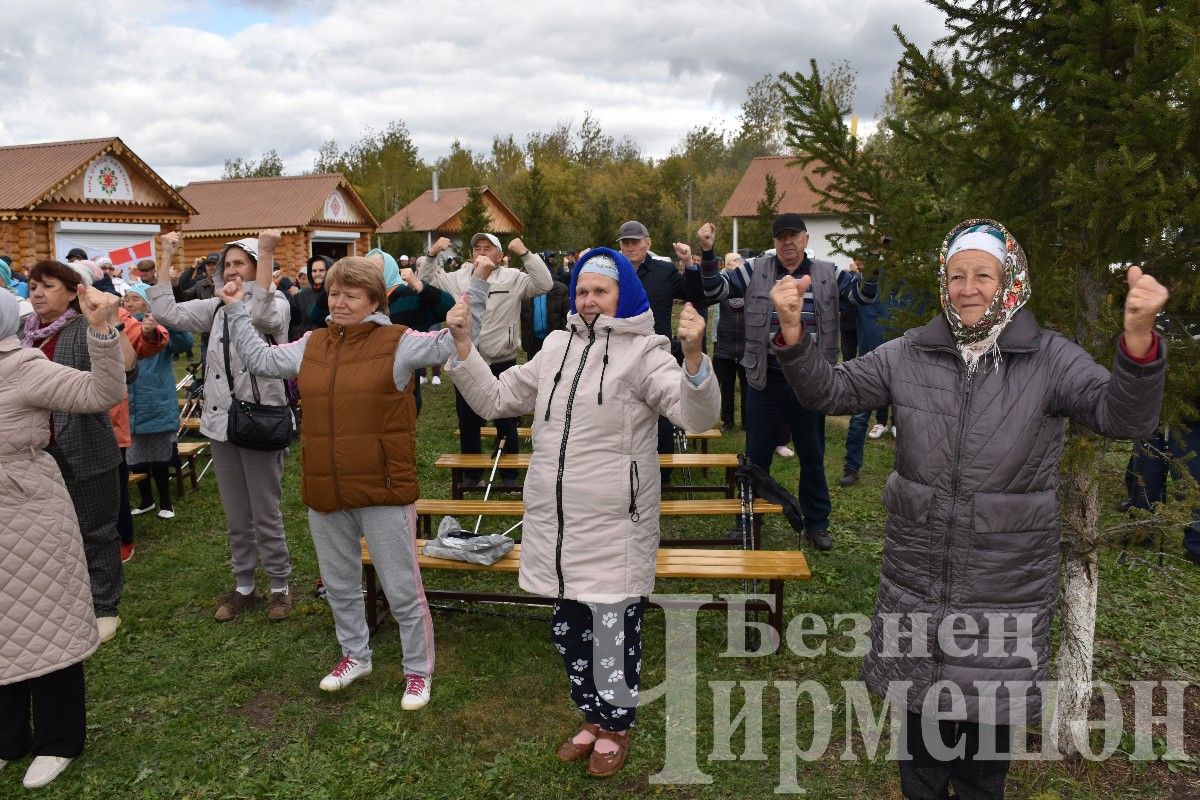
left=0, top=0, right=947, bottom=185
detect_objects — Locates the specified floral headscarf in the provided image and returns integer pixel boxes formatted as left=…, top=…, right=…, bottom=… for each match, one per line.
left=938, top=218, right=1030, bottom=348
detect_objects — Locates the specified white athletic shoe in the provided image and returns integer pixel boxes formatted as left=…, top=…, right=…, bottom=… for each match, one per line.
left=23, top=756, right=73, bottom=789
left=130, top=502, right=155, bottom=516
left=319, top=656, right=372, bottom=692
left=774, top=445, right=795, bottom=458
left=419, top=376, right=428, bottom=384
left=431, top=375, right=442, bottom=386
left=158, top=509, right=176, bottom=520
left=868, top=423, right=887, bottom=439
left=401, top=674, right=431, bottom=710
left=891, top=426, right=897, bottom=437
left=97, top=615, right=121, bottom=643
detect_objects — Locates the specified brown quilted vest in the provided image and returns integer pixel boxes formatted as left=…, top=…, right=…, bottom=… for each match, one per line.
left=297, top=321, right=418, bottom=512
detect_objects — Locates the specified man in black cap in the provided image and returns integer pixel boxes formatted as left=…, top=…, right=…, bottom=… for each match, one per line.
left=616, top=220, right=707, bottom=483
left=697, top=214, right=879, bottom=551
left=65, top=247, right=89, bottom=263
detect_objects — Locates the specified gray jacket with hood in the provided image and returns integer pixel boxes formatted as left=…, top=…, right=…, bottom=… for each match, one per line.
left=774, top=308, right=1166, bottom=724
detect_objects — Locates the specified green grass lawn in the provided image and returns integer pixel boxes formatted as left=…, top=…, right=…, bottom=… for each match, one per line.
left=7, top=367, right=1200, bottom=799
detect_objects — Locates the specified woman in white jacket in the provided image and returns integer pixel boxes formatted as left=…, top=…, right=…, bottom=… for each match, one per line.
left=446, top=247, right=720, bottom=778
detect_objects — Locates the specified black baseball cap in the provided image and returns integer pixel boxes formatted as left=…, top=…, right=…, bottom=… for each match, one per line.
left=772, top=213, right=807, bottom=237
left=65, top=247, right=88, bottom=262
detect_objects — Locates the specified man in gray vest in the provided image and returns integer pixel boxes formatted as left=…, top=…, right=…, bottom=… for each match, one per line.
left=698, top=214, right=878, bottom=550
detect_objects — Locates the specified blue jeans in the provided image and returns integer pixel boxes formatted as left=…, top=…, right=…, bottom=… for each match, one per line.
left=1170, top=423, right=1200, bottom=560
left=746, top=370, right=831, bottom=531
left=844, top=410, right=871, bottom=472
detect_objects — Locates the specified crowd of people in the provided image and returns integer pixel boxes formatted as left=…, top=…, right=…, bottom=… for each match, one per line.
left=0, top=212, right=1182, bottom=796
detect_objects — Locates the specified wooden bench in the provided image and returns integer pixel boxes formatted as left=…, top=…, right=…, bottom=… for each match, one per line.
left=435, top=452, right=740, bottom=498
left=362, top=540, right=811, bottom=639
left=126, top=440, right=210, bottom=500
left=413, top=497, right=781, bottom=548
left=176, top=441, right=210, bottom=494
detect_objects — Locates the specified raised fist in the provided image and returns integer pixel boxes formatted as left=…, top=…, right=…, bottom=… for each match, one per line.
left=507, top=237, right=529, bottom=257
left=258, top=230, right=283, bottom=252
left=770, top=274, right=812, bottom=345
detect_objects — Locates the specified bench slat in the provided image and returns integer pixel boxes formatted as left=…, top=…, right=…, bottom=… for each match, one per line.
left=465, top=426, right=722, bottom=440
left=414, top=498, right=781, bottom=516
left=434, top=453, right=736, bottom=469
left=362, top=540, right=810, bottom=581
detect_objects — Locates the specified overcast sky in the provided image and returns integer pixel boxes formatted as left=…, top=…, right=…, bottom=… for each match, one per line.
left=1, top=0, right=948, bottom=186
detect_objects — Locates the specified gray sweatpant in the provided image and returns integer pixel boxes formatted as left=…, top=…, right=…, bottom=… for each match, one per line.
left=308, top=504, right=434, bottom=677
left=209, top=439, right=291, bottom=591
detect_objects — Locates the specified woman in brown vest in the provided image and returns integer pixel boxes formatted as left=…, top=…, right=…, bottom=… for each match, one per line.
left=220, top=256, right=487, bottom=710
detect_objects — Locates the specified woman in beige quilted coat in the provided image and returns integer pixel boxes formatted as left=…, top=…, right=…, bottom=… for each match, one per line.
left=0, top=286, right=127, bottom=790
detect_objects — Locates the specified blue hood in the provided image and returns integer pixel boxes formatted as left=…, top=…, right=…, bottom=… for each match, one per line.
left=569, top=247, right=649, bottom=319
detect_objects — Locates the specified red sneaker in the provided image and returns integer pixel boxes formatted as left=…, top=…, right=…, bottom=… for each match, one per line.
left=120, top=543, right=135, bottom=563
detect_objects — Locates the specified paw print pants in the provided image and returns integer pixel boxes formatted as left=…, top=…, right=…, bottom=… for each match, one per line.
left=551, top=597, right=644, bottom=732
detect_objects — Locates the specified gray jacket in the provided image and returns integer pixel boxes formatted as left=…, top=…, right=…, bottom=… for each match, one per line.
left=774, top=309, right=1166, bottom=724
left=148, top=280, right=290, bottom=442
left=47, top=315, right=121, bottom=480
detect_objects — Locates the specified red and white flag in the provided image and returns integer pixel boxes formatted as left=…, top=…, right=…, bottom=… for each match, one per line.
left=108, top=240, right=153, bottom=266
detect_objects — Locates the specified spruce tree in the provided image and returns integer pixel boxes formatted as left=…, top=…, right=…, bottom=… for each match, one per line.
left=457, top=182, right=493, bottom=254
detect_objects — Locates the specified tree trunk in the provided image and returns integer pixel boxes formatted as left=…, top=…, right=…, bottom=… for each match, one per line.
left=1050, top=446, right=1102, bottom=757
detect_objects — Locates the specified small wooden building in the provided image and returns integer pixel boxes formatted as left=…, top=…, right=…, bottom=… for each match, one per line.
left=0, top=137, right=194, bottom=271
left=378, top=186, right=522, bottom=249
left=721, top=156, right=849, bottom=259
left=179, top=174, right=378, bottom=275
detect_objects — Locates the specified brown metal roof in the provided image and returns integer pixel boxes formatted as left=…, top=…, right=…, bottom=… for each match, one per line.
left=0, top=137, right=194, bottom=215
left=378, top=186, right=523, bottom=234
left=180, top=173, right=378, bottom=233
left=720, top=156, right=846, bottom=218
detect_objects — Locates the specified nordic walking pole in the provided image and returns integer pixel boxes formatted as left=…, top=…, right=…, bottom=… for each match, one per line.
left=474, top=437, right=507, bottom=535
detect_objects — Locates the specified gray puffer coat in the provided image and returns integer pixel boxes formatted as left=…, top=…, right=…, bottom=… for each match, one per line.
left=775, top=309, right=1166, bottom=724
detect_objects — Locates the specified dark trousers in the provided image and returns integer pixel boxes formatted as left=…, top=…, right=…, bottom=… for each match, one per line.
left=713, top=356, right=747, bottom=430
left=454, top=358, right=519, bottom=483
left=840, top=328, right=858, bottom=364
left=0, top=662, right=86, bottom=760
left=117, top=448, right=134, bottom=545
left=746, top=370, right=831, bottom=532
left=65, top=468, right=123, bottom=617
left=899, top=710, right=1011, bottom=800
left=552, top=598, right=644, bottom=732
left=845, top=410, right=870, bottom=472
left=137, top=466, right=174, bottom=513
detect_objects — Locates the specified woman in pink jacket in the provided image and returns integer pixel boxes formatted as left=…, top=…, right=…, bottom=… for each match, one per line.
left=446, top=247, right=720, bottom=777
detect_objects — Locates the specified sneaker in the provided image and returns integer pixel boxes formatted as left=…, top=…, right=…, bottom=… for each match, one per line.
left=215, top=588, right=259, bottom=622
left=97, top=615, right=121, bottom=643
left=838, top=469, right=860, bottom=487
left=419, top=375, right=428, bottom=384
left=891, top=426, right=897, bottom=437
left=775, top=445, right=795, bottom=458
left=158, top=508, right=176, bottom=520
left=868, top=423, right=887, bottom=439
left=319, top=656, right=372, bottom=692
left=432, top=375, right=442, bottom=386
left=401, top=674, right=431, bottom=710
left=130, top=502, right=155, bottom=516
left=23, top=756, right=73, bottom=789
left=120, top=542, right=135, bottom=563
left=267, top=588, right=293, bottom=622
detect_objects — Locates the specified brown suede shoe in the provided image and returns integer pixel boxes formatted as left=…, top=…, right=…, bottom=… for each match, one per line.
left=267, top=589, right=293, bottom=622
left=214, top=589, right=259, bottom=622
left=586, top=728, right=630, bottom=777
left=556, top=721, right=601, bottom=762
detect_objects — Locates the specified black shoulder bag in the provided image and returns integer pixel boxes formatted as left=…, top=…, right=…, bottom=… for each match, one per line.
left=222, top=311, right=295, bottom=451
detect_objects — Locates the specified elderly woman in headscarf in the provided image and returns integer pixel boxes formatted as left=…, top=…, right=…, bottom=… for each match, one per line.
left=0, top=287, right=127, bottom=789
left=445, top=247, right=721, bottom=778
left=22, top=260, right=138, bottom=644
left=122, top=283, right=194, bottom=530
left=768, top=219, right=1169, bottom=799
